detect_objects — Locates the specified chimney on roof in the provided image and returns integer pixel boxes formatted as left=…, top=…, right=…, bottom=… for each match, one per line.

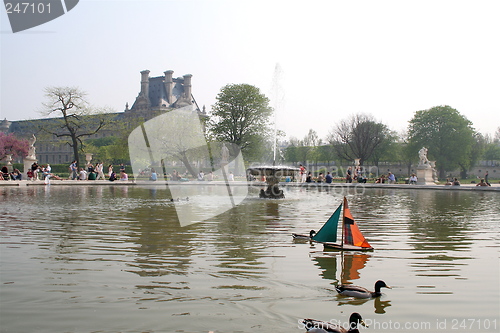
left=164, top=70, right=174, bottom=104
left=140, top=70, right=150, bottom=100
left=183, top=74, right=193, bottom=104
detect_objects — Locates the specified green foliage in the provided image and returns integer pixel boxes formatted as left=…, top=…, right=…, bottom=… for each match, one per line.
left=407, top=105, right=476, bottom=178
left=484, top=142, right=500, bottom=160
left=208, top=84, right=273, bottom=162
left=87, top=136, right=118, bottom=147
left=483, top=129, right=500, bottom=161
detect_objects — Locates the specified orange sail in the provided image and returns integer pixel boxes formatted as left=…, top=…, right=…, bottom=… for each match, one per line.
left=343, top=197, right=372, bottom=248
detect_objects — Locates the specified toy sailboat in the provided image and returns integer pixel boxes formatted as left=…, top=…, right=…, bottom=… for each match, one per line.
left=293, top=197, right=373, bottom=251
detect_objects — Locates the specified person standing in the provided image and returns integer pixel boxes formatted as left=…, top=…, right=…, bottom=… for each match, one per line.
left=108, top=164, right=114, bottom=178
left=31, top=162, right=40, bottom=180
left=70, top=160, right=78, bottom=180
left=346, top=167, right=353, bottom=183
left=299, top=164, right=306, bottom=183
left=485, top=171, right=491, bottom=186
left=95, top=162, right=105, bottom=180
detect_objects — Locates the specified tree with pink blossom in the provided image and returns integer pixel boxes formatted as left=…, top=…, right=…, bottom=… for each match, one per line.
left=0, top=133, right=29, bottom=160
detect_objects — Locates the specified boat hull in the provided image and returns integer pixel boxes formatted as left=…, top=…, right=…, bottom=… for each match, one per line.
left=321, top=242, right=374, bottom=251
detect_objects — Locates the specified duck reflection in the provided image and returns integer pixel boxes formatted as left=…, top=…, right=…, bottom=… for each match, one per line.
left=336, top=296, right=392, bottom=314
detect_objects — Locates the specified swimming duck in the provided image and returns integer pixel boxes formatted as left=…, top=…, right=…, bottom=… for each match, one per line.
left=335, top=280, right=391, bottom=298
left=292, top=229, right=316, bottom=240
left=303, top=312, right=367, bottom=333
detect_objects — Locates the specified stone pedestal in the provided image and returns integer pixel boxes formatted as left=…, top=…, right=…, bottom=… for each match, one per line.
left=416, top=166, right=436, bottom=185
left=23, top=157, right=37, bottom=179
left=1, top=154, right=13, bottom=172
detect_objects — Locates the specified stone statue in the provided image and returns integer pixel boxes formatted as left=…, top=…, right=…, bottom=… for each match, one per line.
left=418, top=147, right=429, bottom=166
left=27, top=134, right=36, bottom=158
left=429, top=161, right=438, bottom=182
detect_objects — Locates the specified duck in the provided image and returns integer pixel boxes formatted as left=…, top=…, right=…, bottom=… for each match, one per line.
left=335, top=280, right=391, bottom=298
left=292, top=229, right=316, bottom=240
left=303, top=312, right=367, bottom=333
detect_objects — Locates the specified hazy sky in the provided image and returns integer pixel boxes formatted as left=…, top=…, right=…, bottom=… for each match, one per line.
left=1, top=0, right=499, bottom=141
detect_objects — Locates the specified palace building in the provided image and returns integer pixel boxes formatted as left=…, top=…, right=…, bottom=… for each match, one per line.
left=2, top=69, right=204, bottom=164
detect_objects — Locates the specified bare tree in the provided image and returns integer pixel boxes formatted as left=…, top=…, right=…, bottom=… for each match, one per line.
left=327, top=113, right=390, bottom=165
left=41, top=87, right=112, bottom=169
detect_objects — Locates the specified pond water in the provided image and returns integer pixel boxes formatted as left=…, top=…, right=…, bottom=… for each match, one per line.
left=1, top=185, right=499, bottom=333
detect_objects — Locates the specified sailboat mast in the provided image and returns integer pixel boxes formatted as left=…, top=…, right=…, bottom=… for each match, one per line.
left=341, top=197, right=345, bottom=248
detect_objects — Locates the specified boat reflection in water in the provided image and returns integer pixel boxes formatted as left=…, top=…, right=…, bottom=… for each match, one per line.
left=312, top=252, right=392, bottom=314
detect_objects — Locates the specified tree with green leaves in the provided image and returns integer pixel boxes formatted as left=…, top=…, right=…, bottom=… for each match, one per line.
left=483, top=127, right=500, bottom=161
left=327, top=113, right=392, bottom=166
left=207, top=84, right=273, bottom=162
left=40, top=87, right=114, bottom=169
left=407, top=105, right=476, bottom=179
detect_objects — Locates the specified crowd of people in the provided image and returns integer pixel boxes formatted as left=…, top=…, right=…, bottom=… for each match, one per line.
left=75, top=162, right=129, bottom=181
left=1, top=161, right=495, bottom=187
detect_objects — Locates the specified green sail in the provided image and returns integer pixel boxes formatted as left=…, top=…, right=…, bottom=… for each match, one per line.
left=312, top=203, right=341, bottom=243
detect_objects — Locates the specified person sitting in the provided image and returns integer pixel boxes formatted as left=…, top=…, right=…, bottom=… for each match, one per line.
left=387, top=172, right=396, bottom=184
left=376, top=174, right=386, bottom=183
left=1, top=166, right=10, bottom=180
left=305, top=172, right=313, bottom=183
left=476, top=179, right=488, bottom=187
left=444, top=178, right=452, bottom=185
left=150, top=169, right=157, bottom=181
left=79, top=168, right=87, bottom=180
left=87, top=171, right=97, bottom=180
left=452, top=178, right=460, bottom=186
left=11, top=168, right=22, bottom=180
left=409, top=173, right=417, bottom=185
left=120, top=170, right=128, bottom=181
left=316, top=173, right=324, bottom=183
left=357, top=175, right=367, bottom=183
left=109, top=172, right=117, bottom=181
left=325, top=172, right=333, bottom=184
